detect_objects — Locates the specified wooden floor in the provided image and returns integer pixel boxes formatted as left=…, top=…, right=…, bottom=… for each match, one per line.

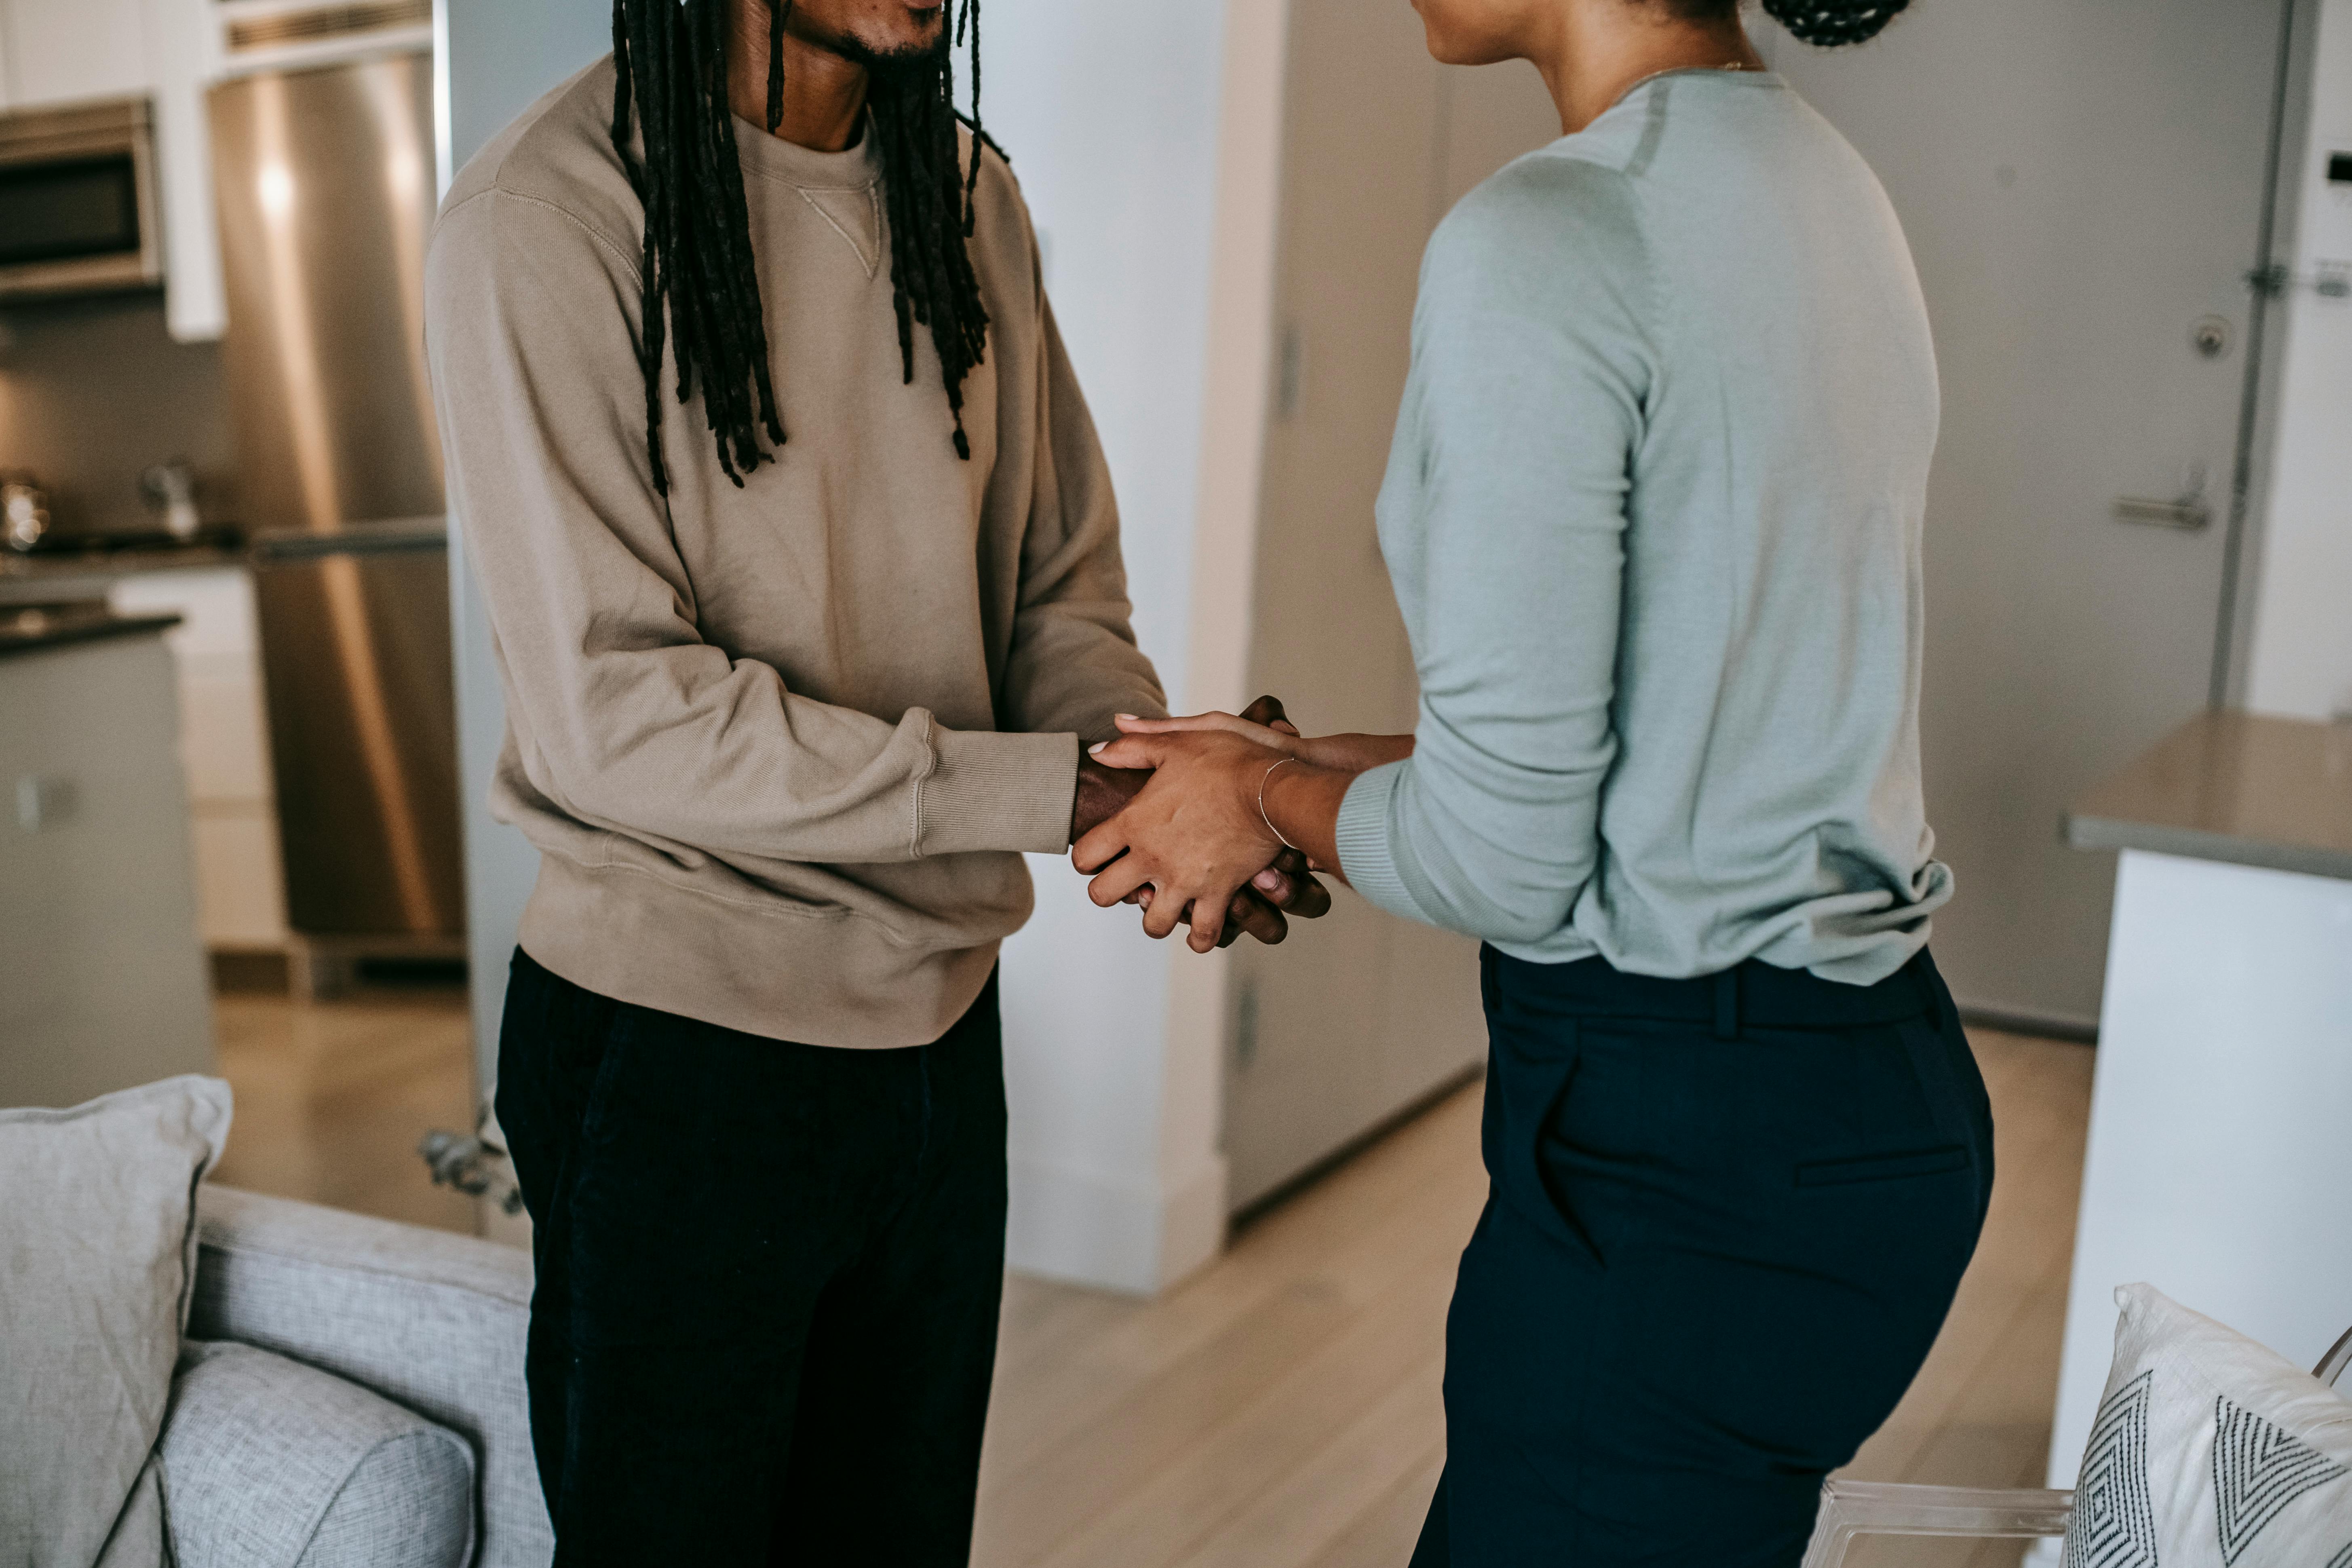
left=209, top=989, right=2094, bottom=1567
left=209, top=981, right=480, bottom=1234
left=970, top=1029, right=2096, bottom=1568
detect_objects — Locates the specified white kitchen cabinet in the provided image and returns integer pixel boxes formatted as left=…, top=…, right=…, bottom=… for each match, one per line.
left=109, top=566, right=288, bottom=951
left=0, top=0, right=150, bottom=110
left=2, top=0, right=439, bottom=342
left=0, top=0, right=226, bottom=336
left=0, top=624, right=216, bottom=1108
left=141, top=0, right=226, bottom=340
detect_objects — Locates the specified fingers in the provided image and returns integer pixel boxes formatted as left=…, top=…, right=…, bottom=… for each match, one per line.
left=1072, top=816, right=1133, bottom=875
left=1092, top=856, right=1190, bottom=941
left=1286, top=872, right=1334, bottom=920
left=1252, top=848, right=1302, bottom=904
left=1088, top=735, right=1162, bottom=771
left=1142, top=884, right=1189, bottom=941
left=1184, top=899, right=1225, bottom=952
left=1243, top=849, right=1331, bottom=920
left=1085, top=854, right=1152, bottom=909
left=1238, top=694, right=1286, bottom=728
left=1241, top=693, right=1291, bottom=728
left=1128, top=872, right=1236, bottom=949
left=1114, top=712, right=1260, bottom=740
left=1267, top=847, right=1333, bottom=919
left=1119, top=880, right=1296, bottom=950
left=1227, top=889, right=1289, bottom=947
left=1241, top=696, right=1303, bottom=741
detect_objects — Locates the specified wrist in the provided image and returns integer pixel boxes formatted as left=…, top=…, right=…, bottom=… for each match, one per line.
left=1255, top=757, right=1303, bottom=851
left=1071, top=753, right=1144, bottom=844
left=1296, top=732, right=1415, bottom=775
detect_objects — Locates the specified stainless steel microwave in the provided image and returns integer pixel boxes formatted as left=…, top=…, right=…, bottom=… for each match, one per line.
left=0, top=97, right=164, bottom=303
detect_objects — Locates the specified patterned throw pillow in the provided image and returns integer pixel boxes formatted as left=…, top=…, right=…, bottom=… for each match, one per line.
left=2064, top=1285, right=2352, bottom=1568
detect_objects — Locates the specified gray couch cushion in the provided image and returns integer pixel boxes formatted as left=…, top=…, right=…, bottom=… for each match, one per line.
left=160, top=1341, right=475, bottom=1568
left=0, top=1075, right=232, bottom=1568
left=188, top=1187, right=548, bottom=1565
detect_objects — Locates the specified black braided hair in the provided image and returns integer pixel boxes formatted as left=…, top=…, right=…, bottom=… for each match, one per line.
left=610, top=0, right=993, bottom=493
left=1759, top=0, right=1911, bottom=47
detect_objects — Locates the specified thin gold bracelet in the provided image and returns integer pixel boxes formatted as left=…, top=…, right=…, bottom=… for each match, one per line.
left=1259, top=757, right=1302, bottom=852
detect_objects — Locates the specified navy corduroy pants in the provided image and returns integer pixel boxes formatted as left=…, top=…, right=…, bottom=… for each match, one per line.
left=496, top=948, right=1007, bottom=1567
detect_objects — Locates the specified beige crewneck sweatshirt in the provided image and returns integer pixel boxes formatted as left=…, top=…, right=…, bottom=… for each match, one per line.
left=425, top=59, right=1164, bottom=1049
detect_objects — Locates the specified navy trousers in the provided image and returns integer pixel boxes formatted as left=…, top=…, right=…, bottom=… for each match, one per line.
left=1411, top=946, right=1994, bottom=1567
left=496, top=949, right=1008, bottom=1567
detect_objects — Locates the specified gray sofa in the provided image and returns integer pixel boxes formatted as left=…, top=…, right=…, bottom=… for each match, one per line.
left=173, top=1186, right=552, bottom=1567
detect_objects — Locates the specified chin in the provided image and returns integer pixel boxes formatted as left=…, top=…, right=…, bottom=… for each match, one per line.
left=1411, top=0, right=1528, bottom=66
left=873, top=5, right=948, bottom=55
left=823, top=0, right=946, bottom=66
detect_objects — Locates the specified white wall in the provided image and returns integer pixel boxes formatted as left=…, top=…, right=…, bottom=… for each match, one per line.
left=434, top=0, right=610, bottom=1100
left=975, top=0, right=1236, bottom=1294
left=2247, top=0, right=2352, bottom=720
left=436, top=0, right=1277, bottom=1293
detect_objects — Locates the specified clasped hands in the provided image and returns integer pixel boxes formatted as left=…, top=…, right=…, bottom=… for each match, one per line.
left=1067, top=695, right=1338, bottom=954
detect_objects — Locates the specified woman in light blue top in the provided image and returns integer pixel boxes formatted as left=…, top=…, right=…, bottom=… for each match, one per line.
left=1077, top=0, right=1992, bottom=1561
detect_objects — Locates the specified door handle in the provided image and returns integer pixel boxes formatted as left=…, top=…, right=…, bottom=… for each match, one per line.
left=2113, top=494, right=2212, bottom=530
left=2114, top=462, right=2211, bottom=531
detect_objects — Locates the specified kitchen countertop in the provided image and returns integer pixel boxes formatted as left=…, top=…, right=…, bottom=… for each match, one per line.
left=2065, top=709, right=2352, bottom=882
left=0, top=543, right=247, bottom=605
left=0, top=602, right=182, bottom=661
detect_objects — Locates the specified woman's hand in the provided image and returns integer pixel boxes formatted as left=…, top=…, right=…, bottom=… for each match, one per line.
left=1073, top=728, right=1294, bottom=954
left=1114, top=713, right=1415, bottom=777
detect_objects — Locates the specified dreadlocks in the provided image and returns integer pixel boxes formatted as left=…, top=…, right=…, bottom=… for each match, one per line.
left=610, top=0, right=993, bottom=493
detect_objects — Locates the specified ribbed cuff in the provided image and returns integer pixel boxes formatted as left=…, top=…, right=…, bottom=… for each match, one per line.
left=918, top=726, right=1081, bottom=856
left=1333, top=761, right=1429, bottom=924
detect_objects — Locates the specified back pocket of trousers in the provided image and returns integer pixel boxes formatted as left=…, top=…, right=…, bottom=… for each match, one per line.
left=1795, top=1144, right=1969, bottom=1188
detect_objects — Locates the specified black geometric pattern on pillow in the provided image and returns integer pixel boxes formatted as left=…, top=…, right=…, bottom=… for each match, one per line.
left=2325, top=1541, right=2352, bottom=1568
left=2065, top=1372, right=2159, bottom=1568
left=2212, top=1395, right=2349, bottom=1565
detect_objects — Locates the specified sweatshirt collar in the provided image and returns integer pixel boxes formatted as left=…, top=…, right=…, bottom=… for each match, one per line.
left=730, top=111, right=883, bottom=190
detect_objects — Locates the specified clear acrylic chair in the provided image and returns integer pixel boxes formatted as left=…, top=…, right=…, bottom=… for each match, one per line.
left=1799, top=1319, right=2352, bottom=1567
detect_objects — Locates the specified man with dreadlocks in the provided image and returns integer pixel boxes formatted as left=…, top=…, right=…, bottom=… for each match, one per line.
left=424, top=0, right=1323, bottom=1557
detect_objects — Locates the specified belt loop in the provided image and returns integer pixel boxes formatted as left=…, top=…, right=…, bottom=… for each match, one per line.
left=1713, top=967, right=1740, bottom=1042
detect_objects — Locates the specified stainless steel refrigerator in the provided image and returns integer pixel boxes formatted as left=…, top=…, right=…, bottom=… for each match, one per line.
left=209, top=51, right=464, bottom=954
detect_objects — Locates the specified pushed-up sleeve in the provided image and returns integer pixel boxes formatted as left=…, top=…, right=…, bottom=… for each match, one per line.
left=1333, top=158, right=1657, bottom=945
left=426, top=187, right=1078, bottom=865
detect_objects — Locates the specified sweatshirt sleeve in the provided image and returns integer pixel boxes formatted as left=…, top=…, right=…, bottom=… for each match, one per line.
left=995, top=245, right=1169, bottom=742
left=427, top=186, right=1078, bottom=865
left=1333, top=158, right=1656, bottom=945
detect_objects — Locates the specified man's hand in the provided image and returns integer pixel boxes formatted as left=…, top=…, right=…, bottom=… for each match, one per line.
left=1073, top=738, right=1295, bottom=947
left=1069, top=695, right=1328, bottom=948
left=1072, top=752, right=1146, bottom=844
left=1075, top=727, right=1299, bottom=952
left=1071, top=694, right=1338, bottom=953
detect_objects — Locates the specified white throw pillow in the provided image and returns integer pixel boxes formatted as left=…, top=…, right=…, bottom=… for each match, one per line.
left=2063, top=1283, right=2352, bottom=1568
left=0, top=1076, right=233, bottom=1568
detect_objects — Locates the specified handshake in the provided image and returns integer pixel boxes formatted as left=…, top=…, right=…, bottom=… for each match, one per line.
left=1066, top=694, right=1340, bottom=954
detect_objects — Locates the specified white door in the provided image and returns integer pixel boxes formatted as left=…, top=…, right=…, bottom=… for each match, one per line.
left=1224, top=0, right=1561, bottom=1211
left=1762, top=0, right=2297, bottom=1030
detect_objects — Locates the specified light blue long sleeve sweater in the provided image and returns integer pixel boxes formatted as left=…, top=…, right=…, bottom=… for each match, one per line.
left=1332, top=69, right=1951, bottom=986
